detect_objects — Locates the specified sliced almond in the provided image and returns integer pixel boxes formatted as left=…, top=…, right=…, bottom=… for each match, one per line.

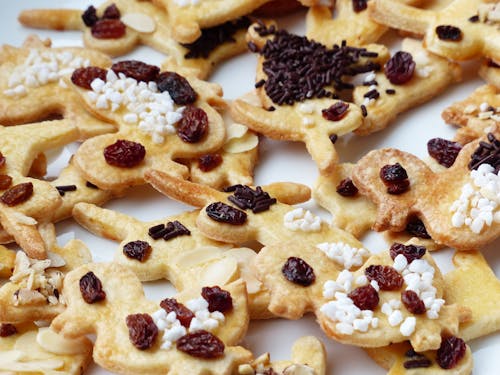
left=0, top=359, right=64, bottom=371
left=226, top=123, right=248, bottom=141
left=47, top=252, right=66, bottom=268
left=283, top=364, right=316, bottom=375
left=224, top=248, right=262, bottom=294
left=36, top=327, right=87, bottom=355
left=223, top=132, right=259, bottom=154
left=200, top=257, right=239, bottom=286
left=13, top=331, right=48, bottom=360
left=174, top=246, right=226, bottom=268
left=121, top=13, right=156, bottom=33
left=0, top=350, right=24, bottom=363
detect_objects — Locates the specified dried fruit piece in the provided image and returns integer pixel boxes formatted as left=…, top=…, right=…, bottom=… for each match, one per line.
left=126, top=313, right=158, bottom=350
left=156, top=72, right=197, bottom=105
left=385, top=51, right=415, bottom=85
left=198, top=154, right=222, bottom=172
left=79, top=271, right=106, bottom=304
left=201, top=286, right=233, bottom=313
left=111, top=60, right=160, bottom=82
left=282, top=257, right=315, bottom=286
left=0, top=323, right=17, bottom=337
left=365, top=265, right=403, bottom=290
left=336, top=178, right=358, bottom=197
left=0, top=182, right=33, bottom=206
left=160, top=298, right=195, bottom=328
left=436, top=25, right=462, bottom=41
left=0, top=174, right=13, bottom=190
left=436, top=336, right=466, bottom=369
left=81, top=6, right=98, bottom=27
left=389, top=242, right=426, bottom=263
left=71, top=66, right=107, bottom=90
left=176, top=330, right=225, bottom=358
left=329, top=134, right=338, bottom=144
left=401, top=290, right=426, bottom=314
left=91, top=19, right=126, bottom=39
left=348, top=284, right=379, bottom=310
left=427, top=138, right=462, bottom=168
left=123, top=240, right=151, bottom=261
left=352, top=0, right=368, bottom=12
left=405, top=218, right=431, bottom=239
left=102, top=3, right=120, bottom=19
left=322, top=102, right=349, bottom=121
left=380, top=163, right=410, bottom=194
left=103, top=139, right=146, bottom=168
left=177, top=106, right=208, bottom=143
left=206, top=202, right=247, bottom=225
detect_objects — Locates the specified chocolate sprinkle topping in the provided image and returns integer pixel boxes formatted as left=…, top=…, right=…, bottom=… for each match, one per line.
left=252, top=23, right=380, bottom=105
left=182, top=17, right=251, bottom=59
left=86, top=181, right=99, bottom=189
left=385, top=89, right=396, bottom=95
left=225, top=184, right=277, bottom=213
left=148, top=221, right=191, bottom=241
left=468, top=133, right=500, bottom=173
left=56, top=185, right=77, bottom=196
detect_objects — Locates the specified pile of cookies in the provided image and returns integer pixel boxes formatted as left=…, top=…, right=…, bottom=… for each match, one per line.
left=0, top=0, right=499, bottom=374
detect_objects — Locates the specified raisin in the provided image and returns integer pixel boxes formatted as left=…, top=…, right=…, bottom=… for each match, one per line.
left=336, top=178, right=358, bottom=197
left=125, top=313, right=158, bottom=350
left=436, top=25, right=462, bottom=41
left=81, top=6, right=98, bottom=27
left=352, top=0, right=368, bottom=12
left=156, top=72, right=197, bottom=105
left=176, top=330, right=225, bottom=358
left=160, top=298, right=194, bottom=328
left=0, top=182, right=33, bottom=206
left=436, top=336, right=466, bottom=369
left=71, top=66, right=107, bottom=90
left=103, top=139, right=146, bottom=168
left=322, top=102, right=349, bottom=121
left=201, top=286, right=233, bottom=313
left=365, top=265, right=403, bottom=290
left=390, top=242, right=426, bottom=263
left=0, top=175, right=12, bottom=190
left=206, top=202, right=247, bottom=225
left=348, top=284, right=379, bottom=310
left=385, top=51, right=416, bottom=85
left=79, top=271, right=106, bottom=304
left=111, top=60, right=160, bottom=82
left=405, top=218, right=431, bottom=239
left=401, top=290, right=426, bottom=314
left=177, top=106, right=208, bottom=143
left=282, top=257, right=316, bottom=286
left=198, top=154, right=222, bottom=172
left=91, top=19, right=126, bottom=39
left=0, top=323, right=17, bottom=337
left=380, top=163, right=410, bottom=194
left=102, top=3, right=121, bottom=19
left=427, top=138, right=462, bottom=168
left=123, top=240, right=151, bottom=262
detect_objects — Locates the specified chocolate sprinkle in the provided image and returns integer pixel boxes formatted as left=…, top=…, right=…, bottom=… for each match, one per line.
left=363, top=89, right=380, bottom=100
left=468, top=15, right=479, bottom=23
left=468, top=133, right=500, bottom=173
left=86, top=181, right=99, bottom=189
left=148, top=221, right=191, bottom=241
left=386, top=89, right=396, bottom=95
left=252, top=23, right=381, bottom=105
left=56, top=185, right=77, bottom=196
left=360, top=104, right=368, bottom=117
left=225, top=184, right=277, bottom=213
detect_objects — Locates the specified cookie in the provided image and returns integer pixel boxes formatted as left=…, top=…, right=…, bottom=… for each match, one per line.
left=253, top=241, right=469, bottom=352
left=239, top=336, right=326, bottom=375
left=0, top=119, right=79, bottom=259
left=353, top=38, right=462, bottom=135
left=0, top=322, right=93, bottom=374
left=186, top=98, right=259, bottom=190
left=480, top=59, right=500, bottom=88
left=306, top=0, right=422, bottom=47
left=351, top=131, right=500, bottom=251
left=369, top=0, right=500, bottom=62
left=0, top=236, right=91, bottom=323
left=51, top=262, right=253, bottom=374
left=231, top=22, right=389, bottom=172
left=70, top=61, right=226, bottom=190
left=442, top=84, right=500, bottom=145
left=0, top=35, right=115, bottom=139
left=19, top=0, right=252, bottom=79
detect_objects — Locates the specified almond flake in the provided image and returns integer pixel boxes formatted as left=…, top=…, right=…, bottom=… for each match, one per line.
left=121, top=13, right=156, bottom=33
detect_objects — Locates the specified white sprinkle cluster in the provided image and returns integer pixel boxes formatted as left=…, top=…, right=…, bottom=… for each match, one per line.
left=174, top=0, right=201, bottom=6
left=4, top=49, right=90, bottom=97
left=320, top=270, right=379, bottom=335
left=87, top=70, right=185, bottom=143
left=316, top=242, right=369, bottom=270
left=380, top=298, right=417, bottom=337
left=413, top=50, right=434, bottom=78
left=298, top=103, right=316, bottom=127
left=450, top=164, right=500, bottom=233
left=151, top=296, right=225, bottom=350
left=283, top=208, right=322, bottom=232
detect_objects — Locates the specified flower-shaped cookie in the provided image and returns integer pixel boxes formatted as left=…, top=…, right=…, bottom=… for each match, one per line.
left=51, top=262, right=252, bottom=374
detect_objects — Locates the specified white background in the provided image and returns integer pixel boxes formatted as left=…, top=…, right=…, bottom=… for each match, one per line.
left=3, top=1, right=500, bottom=374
